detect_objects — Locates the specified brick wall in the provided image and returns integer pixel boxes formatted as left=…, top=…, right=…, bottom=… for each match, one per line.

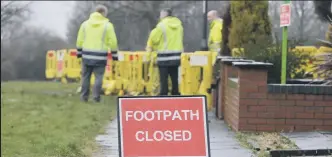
left=224, top=78, right=239, bottom=131
left=219, top=58, right=332, bottom=132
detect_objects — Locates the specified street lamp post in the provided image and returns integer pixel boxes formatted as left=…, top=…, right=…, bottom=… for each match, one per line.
left=201, top=0, right=208, bottom=51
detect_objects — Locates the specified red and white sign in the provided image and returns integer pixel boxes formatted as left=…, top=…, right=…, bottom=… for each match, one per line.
left=56, top=50, right=65, bottom=73
left=280, top=3, right=291, bottom=27
left=118, top=96, right=210, bottom=157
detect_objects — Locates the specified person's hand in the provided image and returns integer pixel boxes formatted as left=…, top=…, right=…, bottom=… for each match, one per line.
left=146, top=46, right=152, bottom=52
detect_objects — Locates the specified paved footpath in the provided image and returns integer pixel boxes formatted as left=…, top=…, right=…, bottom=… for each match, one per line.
left=282, top=131, right=332, bottom=150
left=93, top=112, right=254, bottom=157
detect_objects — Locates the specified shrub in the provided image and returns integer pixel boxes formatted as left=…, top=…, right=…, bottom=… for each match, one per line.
left=313, top=1, right=332, bottom=84
left=229, top=1, right=272, bottom=50
left=314, top=23, right=332, bottom=84
left=313, top=52, right=332, bottom=84
left=239, top=38, right=312, bottom=83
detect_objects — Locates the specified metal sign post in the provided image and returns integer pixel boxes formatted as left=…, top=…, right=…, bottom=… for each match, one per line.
left=280, top=0, right=291, bottom=84
left=201, top=0, right=208, bottom=51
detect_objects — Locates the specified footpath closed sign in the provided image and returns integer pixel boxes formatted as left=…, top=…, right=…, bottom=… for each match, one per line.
left=117, top=96, right=211, bottom=157
left=280, top=3, right=291, bottom=27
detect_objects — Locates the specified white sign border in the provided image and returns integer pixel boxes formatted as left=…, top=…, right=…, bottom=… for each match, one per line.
left=117, top=95, right=211, bottom=157
left=280, top=3, right=291, bottom=27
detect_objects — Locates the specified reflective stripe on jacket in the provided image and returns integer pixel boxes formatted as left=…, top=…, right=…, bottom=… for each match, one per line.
left=208, top=18, right=223, bottom=53
left=148, top=16, right=184, bottom=66
left=76, top=12, right=118, bottom=66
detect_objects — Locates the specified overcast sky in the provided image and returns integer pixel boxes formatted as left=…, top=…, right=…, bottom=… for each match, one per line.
left=28, top=1, right=75, bottom=39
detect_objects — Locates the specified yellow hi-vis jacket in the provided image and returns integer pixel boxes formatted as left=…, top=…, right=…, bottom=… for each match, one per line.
left=147, top=16, right=184, bottom=66
left=208, top=18, right=223, bottom=53
left=76, top=12, right=118, bottom=65
left=146, top=28, right=158, bottom=52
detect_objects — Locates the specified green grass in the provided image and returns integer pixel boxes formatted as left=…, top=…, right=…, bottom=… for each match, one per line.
left=1, top=81, right=117, bottom=157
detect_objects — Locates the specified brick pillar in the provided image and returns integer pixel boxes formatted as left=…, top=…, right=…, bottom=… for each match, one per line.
left=233, top=62, right=272, bottom=131
left=218, top=58, right=253, bottom=119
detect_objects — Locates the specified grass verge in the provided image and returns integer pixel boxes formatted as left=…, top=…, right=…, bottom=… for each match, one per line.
left=236, top=132, right=298, bottom=157
left=1, top=81, right=116, bottom=157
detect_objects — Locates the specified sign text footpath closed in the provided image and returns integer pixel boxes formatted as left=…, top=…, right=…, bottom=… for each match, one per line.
left=118, top=96, right=210, bottom=157
left=280, top=3, right=291, bottom=27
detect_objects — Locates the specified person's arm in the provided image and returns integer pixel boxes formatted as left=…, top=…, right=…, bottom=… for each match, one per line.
left=106, top=23, right=118, bottom=52
left=210, top=23, right=222, bottom=52
left=180, top=25, right=184, bottom=51
left=150, top=26, right=163, bottom=49
left=76, top=22, right=85, bottom=58
left=146, top=28, right=157, bottom=52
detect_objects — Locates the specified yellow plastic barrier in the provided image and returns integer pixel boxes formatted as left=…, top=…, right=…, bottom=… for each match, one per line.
left=45, top=50, right=56, bottom=79
left=92, top=52, right=117, bottom=95
left=49, top=49, right=218, bottom=106
left=145, top=52, right=159, bottom=96
left=318, top=46, right=332, bottom=53
left=112, top=51, right=131, bottom=96
left=55, top=49, right=68, bottom=83
left=66, top=49, right=81, bottom=81
left=295, top=46, right=317, bottom=53
left=123, top=52, right=147, bottom=95
left=180, top=51, right=214, bottom=111
left=292, top=46, right=317, bottom=78
left=102, top=53, right=116, bottom=95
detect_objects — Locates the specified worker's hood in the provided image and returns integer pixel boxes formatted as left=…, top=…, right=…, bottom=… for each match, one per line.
left=210, top=18, right=223, bottom=29
left=161, top=16, right=182, bottom=30
left=86, top=12, right=109, bottom=26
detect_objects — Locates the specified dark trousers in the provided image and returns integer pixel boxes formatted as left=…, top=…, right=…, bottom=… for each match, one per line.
left=81, top=64, right=105, bottom=102
left=158, top=65, right=180, bottom=95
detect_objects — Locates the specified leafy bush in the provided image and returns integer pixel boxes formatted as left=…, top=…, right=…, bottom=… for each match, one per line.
left=228, top=1, right=312, bottom=83
left=229, top=1, right=272, bottom=49
left=239, top=38, right=313, bottom=83
left=314, top=22, right=332, bottom=84
left=313, top=52, right=332, bottom=84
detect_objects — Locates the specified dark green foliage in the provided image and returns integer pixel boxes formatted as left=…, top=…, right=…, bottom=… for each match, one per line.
left=227, top=1, right=312, bottom=82
left=221, top=4, right=231, bottom=56
left=229, top=1, right=272, bottom=50
left=313, top=1, right=332, bottom=22
left=314, top=1, right=332, bottom=84
left=241, top=39, right=312, bottom=83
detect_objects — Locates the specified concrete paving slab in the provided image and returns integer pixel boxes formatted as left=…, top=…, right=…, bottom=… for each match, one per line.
left=282, top=131, right=332, bottom=150
left=94, top=112, right=254, bottom=157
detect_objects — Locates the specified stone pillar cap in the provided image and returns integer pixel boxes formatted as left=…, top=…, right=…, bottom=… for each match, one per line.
left=232, top=61, right=273, bottom=69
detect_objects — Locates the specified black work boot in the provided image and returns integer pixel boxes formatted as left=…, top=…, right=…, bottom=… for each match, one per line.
left=80, top=97, right=88, bottom=103
left=93, top=97, right=101, bottom=103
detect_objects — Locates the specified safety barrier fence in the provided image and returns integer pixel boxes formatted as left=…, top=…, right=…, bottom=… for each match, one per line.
left=45, top=49, right=218, bottom=110
left=45, top=46, right=329, bottom=111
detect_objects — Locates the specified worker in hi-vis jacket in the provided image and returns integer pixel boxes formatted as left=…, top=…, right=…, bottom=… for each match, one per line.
left=146, top=8, right=184, bottom=95
left=207, top=10, right=223, bottom=53
left=76, top=5, right=118, bottom=102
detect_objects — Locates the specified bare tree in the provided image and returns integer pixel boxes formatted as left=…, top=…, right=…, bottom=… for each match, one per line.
left=313, top=1, right=332, bottom=22
left=268, top=1, right=327, bottom=45
left=66, top=1, right=229, bottom=51
left=1, top=1, right=31, bottom=40
left=1, top=1, right=69, bottom=81
left=1, top=27, right=69, bottom=81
